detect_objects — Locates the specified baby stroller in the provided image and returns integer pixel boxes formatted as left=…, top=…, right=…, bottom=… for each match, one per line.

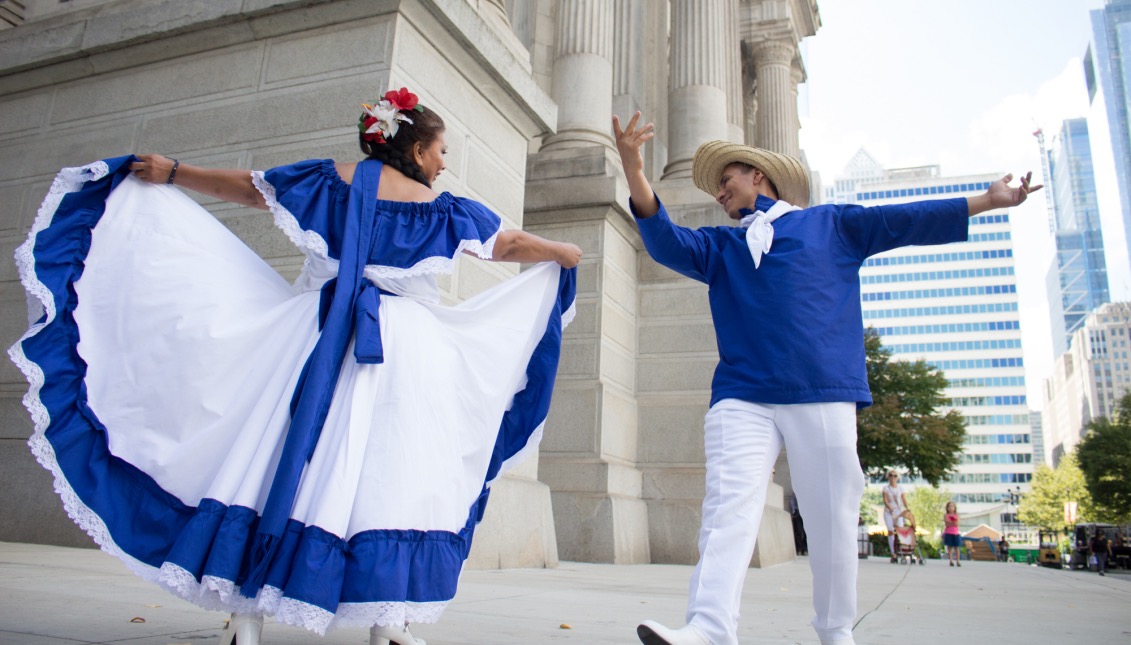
left=893, top=510, right=925, bottom=565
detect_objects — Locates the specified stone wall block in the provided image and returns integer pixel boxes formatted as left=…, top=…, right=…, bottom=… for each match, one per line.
left=0, top=183, right=29, bottom=234
left=0, top=121, right=136, bottom=181
left=637, top=357, right=715, bottom=392
left=564, top=299, right=598, bottom=336
left=638, top=321, right=718, bottom=354
left=138, top=79, right=365, bottom=155
left=52, top=46, right=262, bottom=124
left=638, top=253, right=688, bottom=282
left=557, top=336, right=598, bottom=378
left=601, top=221, right=637, bottom=275
left=540, top=384, right=598, bottom=452
left=638, top=403, right=708, bottom=463
left=573, top=258, right=601, bottom=295
left=0, top=21, right=86, bottom=72
left=638, top=282, right=709, bottom=317
left=598, top=339, right=634, bottom=391
left=550, top=492, right=649, bottom=563
left=465, top=473, right=558, bottom=569
left=0, top=92, right=50, bottom=138
left=396, top=24, right=527, bottom=173
left=598, top=390, right=639, bottom=463
left=540, top=460, right=608, bottom=492
left=0, top=440, right=91, bottom=547
left=81, top=0, right=245, bottom=51
left=263, top=17, right=393, bottom=86
left=246, top=0, right=394, bottom=39
left=601, top=263, right=636, bottom=318
left=454, top=255, right=509, bottom=301
left=599, top=301, right=634, bottom=354
left=0, top=396, right=33, bottom=441
left=249, top=139, right=359, bottom=171
left=605, top=462, right=644, bottom=499
left=642, top=468, right=706, bottom=501
left=466, top=145, right=524, bottom=223
left=645, top=499, right=701, bottom=564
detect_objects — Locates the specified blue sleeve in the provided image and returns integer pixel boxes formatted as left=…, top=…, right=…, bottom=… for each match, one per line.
left=367, top=195, right=502, bottom=270
left=632, top=197, right=712, bottom=283
left=262, top=159, right=350, bottom=258
left=835, top=198, right=970, bottom=260
left=443, top=198, right=503, bottom=255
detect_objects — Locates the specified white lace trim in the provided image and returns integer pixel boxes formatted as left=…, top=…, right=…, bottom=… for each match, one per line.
left=561, top=300, right=577, bottom=329
left=332, top=600, right=449, bottom=630
left=252, top=170, right=330, bottom=259
left=251, top=170, right=500, bottom=280
left=7, top=161, right=164, bottom=588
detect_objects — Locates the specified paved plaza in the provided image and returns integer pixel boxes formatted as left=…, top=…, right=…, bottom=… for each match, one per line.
left=0, top=541, right=1128, bottom=644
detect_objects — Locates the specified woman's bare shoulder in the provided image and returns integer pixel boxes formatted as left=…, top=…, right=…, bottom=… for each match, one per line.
left=334, top=161, right=358, bottom=185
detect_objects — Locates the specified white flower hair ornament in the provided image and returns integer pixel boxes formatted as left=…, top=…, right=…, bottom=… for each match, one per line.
left=359, top=87, right=424, bottom=144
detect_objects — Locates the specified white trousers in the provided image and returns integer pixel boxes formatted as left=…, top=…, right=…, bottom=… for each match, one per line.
left=686, top=399, right=865, bottom=645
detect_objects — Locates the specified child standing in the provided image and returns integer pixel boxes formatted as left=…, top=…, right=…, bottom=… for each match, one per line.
left=944, top=501, right=962, bottom=567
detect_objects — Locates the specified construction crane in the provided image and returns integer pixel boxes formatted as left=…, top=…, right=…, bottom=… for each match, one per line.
left=1032, top=128, right=1057, bottom=234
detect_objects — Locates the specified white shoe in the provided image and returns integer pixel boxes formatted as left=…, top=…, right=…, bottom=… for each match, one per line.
left=370, top=623, right=427, bottom=645
left=217, top=613, right=263, bottom=645
left=637, top=619, right=710, bottom=645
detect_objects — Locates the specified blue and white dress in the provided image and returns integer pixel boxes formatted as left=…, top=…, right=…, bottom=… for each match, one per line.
left=8, top=156, right=576, bottom=635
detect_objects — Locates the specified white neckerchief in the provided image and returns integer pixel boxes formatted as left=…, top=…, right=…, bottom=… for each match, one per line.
left=738, top=199, right=801, bottom=268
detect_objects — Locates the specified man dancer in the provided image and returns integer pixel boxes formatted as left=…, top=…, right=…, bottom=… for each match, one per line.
left=612, top=112, right=1040, bottom=645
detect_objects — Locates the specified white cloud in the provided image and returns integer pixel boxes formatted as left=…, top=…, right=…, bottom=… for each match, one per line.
left=955, top=59, right=1089, bottom=181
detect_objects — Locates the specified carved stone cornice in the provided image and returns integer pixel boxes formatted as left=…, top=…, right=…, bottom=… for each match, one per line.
left=738, top=0, right=819, bottom=46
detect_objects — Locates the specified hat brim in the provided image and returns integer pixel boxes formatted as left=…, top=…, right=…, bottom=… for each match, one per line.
left=692, top=141, right=811, bottom=208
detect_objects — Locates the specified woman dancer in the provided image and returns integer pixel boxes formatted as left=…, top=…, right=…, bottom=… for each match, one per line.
left=9, top=87, right=579, bottom=644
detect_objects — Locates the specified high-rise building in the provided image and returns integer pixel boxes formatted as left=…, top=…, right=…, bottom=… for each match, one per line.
left=1043, top=302, right=1131, bottom=465
left=843, top=152, right=1034, bottom=526
left=1087, top=0, right=1131, bottom=297
left=1044, top=119, right=1110, bottom=357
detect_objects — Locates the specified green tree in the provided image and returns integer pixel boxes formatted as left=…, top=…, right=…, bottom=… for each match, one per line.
left=905, top=485, right=951, bottom=544
left=1018, top=453, right=1092, bottom=530
left=1076, top=393, right=1131, bottom=524
left=859, top=488, right=882, bottom=526
left=857, top=330, right=966, bottom=486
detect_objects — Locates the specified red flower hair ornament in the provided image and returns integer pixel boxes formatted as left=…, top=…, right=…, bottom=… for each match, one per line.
left=358, top=87, right=425, bottom=144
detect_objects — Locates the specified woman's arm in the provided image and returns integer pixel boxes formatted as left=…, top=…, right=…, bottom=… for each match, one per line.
left=489, top=229, right=582, bottom=268
left=130, top=154, right=267, bottom=210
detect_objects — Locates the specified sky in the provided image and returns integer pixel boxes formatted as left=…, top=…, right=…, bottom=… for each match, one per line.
left=797, top=0, right=1116, bottom=410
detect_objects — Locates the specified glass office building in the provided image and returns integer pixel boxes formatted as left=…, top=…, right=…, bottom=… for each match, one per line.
left=1045, top=118, right=1110, bottom=357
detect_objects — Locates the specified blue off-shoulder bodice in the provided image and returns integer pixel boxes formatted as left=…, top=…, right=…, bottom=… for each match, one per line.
left=256, top=159, right=502, bottom=274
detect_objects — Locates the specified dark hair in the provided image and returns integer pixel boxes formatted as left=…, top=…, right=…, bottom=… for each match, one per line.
left=359, top=104, right=445, bottom=188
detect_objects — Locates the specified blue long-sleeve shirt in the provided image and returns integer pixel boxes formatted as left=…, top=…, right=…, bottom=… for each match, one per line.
left=633, top=194, right=969, bottom=407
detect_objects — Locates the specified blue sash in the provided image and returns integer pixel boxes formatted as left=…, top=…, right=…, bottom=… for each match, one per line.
left=242, top=160, right=386, bottom=595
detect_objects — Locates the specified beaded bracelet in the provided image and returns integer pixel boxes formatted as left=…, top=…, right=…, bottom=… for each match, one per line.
left=166, top=158, right=180, bottom=185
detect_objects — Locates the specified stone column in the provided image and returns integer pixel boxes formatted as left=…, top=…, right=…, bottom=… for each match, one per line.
left=724, top=0, right=745, bottom=144
left=751, top=38, right=797, bottom=157
left=525, top=0, right=650, bottom=565
left=742, top=50, right=758, bottom=147
left=790, top=62, right=804, bottom=155
left=662, top=0, right=735, bottom=178
left=541, top=0, right=615, bottom=150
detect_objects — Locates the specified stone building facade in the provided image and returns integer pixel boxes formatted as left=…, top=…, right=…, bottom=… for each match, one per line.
left=0, top=0, right=818, bottom=570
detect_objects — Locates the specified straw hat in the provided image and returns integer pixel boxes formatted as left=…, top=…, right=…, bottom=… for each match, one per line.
left=692, top=140, right=812, bottom=208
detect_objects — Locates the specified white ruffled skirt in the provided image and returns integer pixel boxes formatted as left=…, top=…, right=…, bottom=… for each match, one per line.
left=10, top=161, right=574, bottom=634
